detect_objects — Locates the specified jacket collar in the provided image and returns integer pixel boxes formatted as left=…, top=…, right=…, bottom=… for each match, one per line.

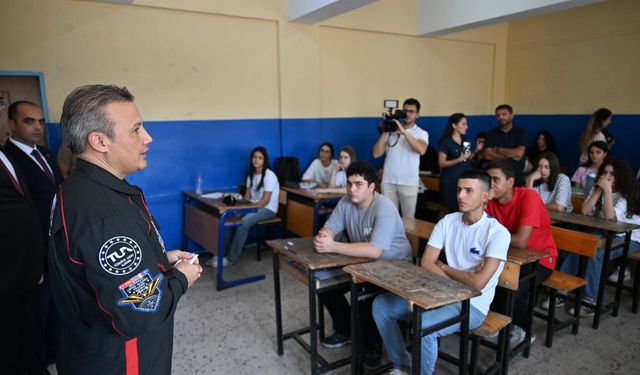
left=75, top=158, right=141, bottom=196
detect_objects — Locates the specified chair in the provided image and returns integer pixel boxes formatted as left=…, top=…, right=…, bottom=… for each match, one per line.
left=255, top=190, right=287, bottom=261
left=534, top=226, right=598, bottom=347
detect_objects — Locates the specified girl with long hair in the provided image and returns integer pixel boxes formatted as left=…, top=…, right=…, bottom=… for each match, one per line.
left=526, top=152, right=572, bottom=212
left=579, top=108, right=612, bottom=164
left=571, top=141, right=609, bottom=189
left=209, top=146, right=280, bottom=268
left=557, top=157, right=640, bottom=316
left=437, top=113, right=472, bottom=211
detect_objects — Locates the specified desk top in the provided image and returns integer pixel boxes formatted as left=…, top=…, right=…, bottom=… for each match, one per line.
left=344, top=260, right=479, bottom=311
left=267, top=237, right=371, bottom=270
left=402, top=218, right=435, bottom=240
left=507, top=247, right=547, bottom=265
left=184, top=192, right=259, bottom=213
left=282, top=186, right=344, bottom=202
left=547, top=210, right=640, bottom=233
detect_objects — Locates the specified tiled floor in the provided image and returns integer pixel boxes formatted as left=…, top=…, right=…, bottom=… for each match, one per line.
left=51, top=250, right=640, bottom=374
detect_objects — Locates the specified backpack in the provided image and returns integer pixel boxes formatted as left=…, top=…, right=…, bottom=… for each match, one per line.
left=275, top=156, right=301, bottom=186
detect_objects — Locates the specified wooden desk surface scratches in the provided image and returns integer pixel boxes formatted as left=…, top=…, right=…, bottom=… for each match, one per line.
left=267, top=237, right=371, bottom=270
left=547, top=210, right=640, bottom=233
left=343, top=260, right=479, bottom=311
left=281, top=186, right=344, bottom=202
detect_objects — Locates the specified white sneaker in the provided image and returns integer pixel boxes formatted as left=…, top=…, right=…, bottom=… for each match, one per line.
left=540, top=296, right=565, bottom=310
left=389, top=369, right=409, bottom=375
left=608, top=268, right=631, bottom=283
left=509, top=325, right=526, bottom=348
left=206, top=257, right=232, bottom=268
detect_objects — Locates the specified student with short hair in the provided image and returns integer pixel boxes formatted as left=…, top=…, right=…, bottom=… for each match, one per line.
left=526, top=152, right=573, bottom=212
left=485, top=160, right=557, bottom=346
left=373, top=169, right=510, bottom=375
left=314, top=161, right=412, bottom=367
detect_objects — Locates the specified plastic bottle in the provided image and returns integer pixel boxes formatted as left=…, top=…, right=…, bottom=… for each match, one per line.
left=195, top=173, right=203, bottom=195
left=585, top=171, right=596, bottom=195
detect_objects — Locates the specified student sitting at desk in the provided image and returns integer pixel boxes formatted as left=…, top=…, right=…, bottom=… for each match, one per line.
left=485, top=160, right=557, bottom=346
left=571, top=140, right=609, bottom=190
left=526, top=152, right=573, bottom=212
left=328, top=145, right=355, bottom=189
left=313, top=161, right=411, bottom=367
left=373, top=169, right=510, bottom=375
left=302, top=142, right=337, bottom=188
left=557, top=157, right=640, bottom=316
left=208, top=146, right=279, bottom=268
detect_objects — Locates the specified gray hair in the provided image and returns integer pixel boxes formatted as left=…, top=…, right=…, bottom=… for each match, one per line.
left=60, top=84, right=134, bottom=154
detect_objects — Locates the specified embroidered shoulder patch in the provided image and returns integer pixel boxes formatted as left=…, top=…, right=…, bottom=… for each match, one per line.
left=117, top=269, right=163, bottom=313
left=98, top=236, right=143, bottom=275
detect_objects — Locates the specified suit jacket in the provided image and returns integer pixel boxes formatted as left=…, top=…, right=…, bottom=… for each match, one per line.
left=0, top=147, right=45, bottom=294
left=3, top=140, right=64, bottom=243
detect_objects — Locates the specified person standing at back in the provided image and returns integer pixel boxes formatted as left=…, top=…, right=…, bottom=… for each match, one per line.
left=481, top=104, right=527, bottom=186
left=373, top=98, right=429, bottom=218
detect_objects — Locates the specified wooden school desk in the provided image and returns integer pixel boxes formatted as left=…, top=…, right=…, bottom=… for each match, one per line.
left=547, top=209, right=640, bottom=328
left=282, top=186, right=343, bottom=237
left=344, top=260, right=479, bottom=375
left=268, top=237, right=371, bottom=375
left=182, top=192, right=265, bottom=290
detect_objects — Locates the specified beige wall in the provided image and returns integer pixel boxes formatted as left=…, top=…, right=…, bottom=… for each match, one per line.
left=505, top=0, right=640, bottom=114
left=0, top=0, right=508, bottom=121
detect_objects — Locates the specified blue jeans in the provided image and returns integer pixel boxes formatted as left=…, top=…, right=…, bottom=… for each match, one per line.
left=559, top=239, right=639, bottom=303
left=224, top=208, right=276, bottom=262
left=373, top=293, right=485, bottom=375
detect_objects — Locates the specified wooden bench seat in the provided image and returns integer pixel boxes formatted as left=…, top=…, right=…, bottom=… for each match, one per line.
left=473, top=311, right=512, bottom=338
left=542, top=271, right=586, bottom=294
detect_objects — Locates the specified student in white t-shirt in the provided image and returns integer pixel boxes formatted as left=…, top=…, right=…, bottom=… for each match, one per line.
left=330, top=145, right=355, bottom=188
left=210, top=146, right=280, bottom=268
left=373, top=169, right=510, bottom=375
left=302, top=142, right=338, bottom=188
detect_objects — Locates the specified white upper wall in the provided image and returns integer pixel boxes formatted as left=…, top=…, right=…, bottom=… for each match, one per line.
left=287, top=0, right=378, bottom=23
left=417, top=0, right=604, bottom=36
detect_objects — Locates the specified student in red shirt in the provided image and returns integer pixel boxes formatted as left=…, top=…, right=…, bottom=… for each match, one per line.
left=485, top=160, right=558, bottom=347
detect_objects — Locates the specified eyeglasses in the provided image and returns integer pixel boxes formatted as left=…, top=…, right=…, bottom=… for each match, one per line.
left=404, top=109, right=417, bottom=114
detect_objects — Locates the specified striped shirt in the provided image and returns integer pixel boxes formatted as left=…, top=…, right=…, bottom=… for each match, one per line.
left=532, top=173, right=573, bottom=212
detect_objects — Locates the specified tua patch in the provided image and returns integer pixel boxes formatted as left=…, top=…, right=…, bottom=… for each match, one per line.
left=117, top=269, right=163, bottom=313
left=98, top=236, right=143, bottom=275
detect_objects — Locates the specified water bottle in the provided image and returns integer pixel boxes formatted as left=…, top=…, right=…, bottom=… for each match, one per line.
left=584, top=171, right=596, bottom=195
left=195, top=173, right=203, bottom=195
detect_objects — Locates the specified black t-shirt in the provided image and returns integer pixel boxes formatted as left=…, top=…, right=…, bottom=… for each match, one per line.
left=484, top=124, right=527, bottom=185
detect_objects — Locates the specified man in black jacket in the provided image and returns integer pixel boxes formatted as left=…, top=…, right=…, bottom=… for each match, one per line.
left=49, top=84, right=202, bottom=374
left=0, top=146, right=46, bottom=374
left=4, top=100, right=65, bottom=373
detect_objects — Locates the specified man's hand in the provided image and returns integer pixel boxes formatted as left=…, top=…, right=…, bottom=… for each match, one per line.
left=167, top=250, right=200, bottom=266
left=313, top=230, right=335, bottom=253
left=174, top=262, right=202, bottom=287
left=393, top=119, right=405, bottom=134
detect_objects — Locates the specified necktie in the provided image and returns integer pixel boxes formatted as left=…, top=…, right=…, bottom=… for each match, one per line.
left=0, top=157, right=24, bottom=196
left=31, top=149, right=56, bottom=185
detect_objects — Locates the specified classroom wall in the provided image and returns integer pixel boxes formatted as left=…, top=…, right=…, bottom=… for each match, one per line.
left=504, top=0, right=640, bottom=171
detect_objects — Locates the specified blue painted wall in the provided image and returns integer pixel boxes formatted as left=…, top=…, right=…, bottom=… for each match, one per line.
left=46, top=114, right=639, bottom=249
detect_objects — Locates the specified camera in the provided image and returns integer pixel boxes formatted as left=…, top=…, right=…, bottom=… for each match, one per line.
left=377, top=99, right=406, bottom=133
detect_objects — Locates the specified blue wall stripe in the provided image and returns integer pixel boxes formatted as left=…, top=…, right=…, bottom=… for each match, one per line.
left=46, top=114, right=639, bottom=249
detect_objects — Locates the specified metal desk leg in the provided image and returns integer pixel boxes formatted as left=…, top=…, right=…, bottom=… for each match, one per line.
left=412, top=306, right=423, bottom=375
left=350, top=281, right=360, bottom=375
left=613, top=232, right=632, bottom=317
left=216, top=210, right=266, bottom=290
left=524, top=273, right=537, bottom=358
left=594, top=234, right=613, bottom=328
left=309, top=271, right=318, bottom=375
left=459, top=300, right=470, bottom=375
left=273, top=252, right=283, bottom=355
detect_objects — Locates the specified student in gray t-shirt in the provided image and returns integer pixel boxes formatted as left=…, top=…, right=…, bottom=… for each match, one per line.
left=313, top=161, right=411, bottom=367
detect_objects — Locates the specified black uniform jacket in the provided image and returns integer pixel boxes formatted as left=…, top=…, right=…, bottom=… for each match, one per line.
left=48, top=159, right=188, bottom=375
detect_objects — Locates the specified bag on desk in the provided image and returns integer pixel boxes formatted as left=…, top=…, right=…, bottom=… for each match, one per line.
left=275, top=156, right=301, bottom=186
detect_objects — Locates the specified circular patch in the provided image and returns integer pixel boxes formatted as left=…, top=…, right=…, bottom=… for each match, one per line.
left=98, top=236, right=143, bottom=276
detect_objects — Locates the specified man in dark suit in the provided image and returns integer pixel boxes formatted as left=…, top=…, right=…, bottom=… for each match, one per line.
left=0, top=146, right=46, bottom=374
left=4, top=100, right=64, bottom=374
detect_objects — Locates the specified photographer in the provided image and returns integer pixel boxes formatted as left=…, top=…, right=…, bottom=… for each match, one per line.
left=372, top=98, right=428, bottom=219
